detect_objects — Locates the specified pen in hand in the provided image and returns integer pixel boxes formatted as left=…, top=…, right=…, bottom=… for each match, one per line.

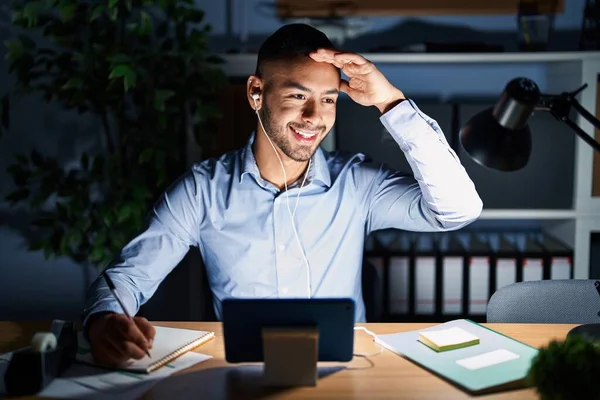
left=102, top=272, right=152, bottom=358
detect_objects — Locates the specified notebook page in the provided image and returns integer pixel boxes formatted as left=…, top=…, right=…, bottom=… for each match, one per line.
left=77, top=325, right=214, bottom=372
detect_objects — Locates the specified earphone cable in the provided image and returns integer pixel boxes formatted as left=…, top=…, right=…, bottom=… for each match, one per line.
left=254, top=97, right=312, bottom=298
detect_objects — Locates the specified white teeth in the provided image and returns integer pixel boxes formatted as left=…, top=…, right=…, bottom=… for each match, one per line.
left=292, top=127, right=317, bottom=138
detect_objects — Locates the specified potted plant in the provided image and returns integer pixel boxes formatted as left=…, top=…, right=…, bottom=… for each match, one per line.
left=527, top=334, right=600, bottom=400
left=1, top=0, right=225, bottom=270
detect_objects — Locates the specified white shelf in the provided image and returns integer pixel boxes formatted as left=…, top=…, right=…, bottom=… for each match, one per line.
left=217, top=51, right=600, bottom=76
left=479, top=209, right=578, bottom=219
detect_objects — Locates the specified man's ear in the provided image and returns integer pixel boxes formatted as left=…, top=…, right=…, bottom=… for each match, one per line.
left=247, top=75, right=263, bottom=111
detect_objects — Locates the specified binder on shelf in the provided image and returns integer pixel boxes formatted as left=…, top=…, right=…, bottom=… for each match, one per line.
left=489, top=233, right=519, bottom=293
left=533, top=233, right=573, bottom=280
left=439, top=234, right=466, bottom=316
left=413, top=233, right=438, bottom=316
left=466, top=233, right=492, bottom=315
left=387, top=233, right=412, bottom=315
left=514, top=233, right=546, bottom=282
left=364, top=229, right=412, bottom=320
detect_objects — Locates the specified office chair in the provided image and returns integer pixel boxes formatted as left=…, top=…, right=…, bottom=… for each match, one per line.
left=486, top=279, right=600, bottom=324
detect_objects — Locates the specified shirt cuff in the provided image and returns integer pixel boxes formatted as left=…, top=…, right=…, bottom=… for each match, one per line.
left=379, top=98, right=449, bottom=151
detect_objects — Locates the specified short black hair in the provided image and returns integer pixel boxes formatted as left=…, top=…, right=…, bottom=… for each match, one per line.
left=255, top=23, right=335, bottom=76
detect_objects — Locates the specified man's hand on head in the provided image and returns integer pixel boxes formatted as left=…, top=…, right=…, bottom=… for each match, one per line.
left=309, top=48, right=405, bottom=114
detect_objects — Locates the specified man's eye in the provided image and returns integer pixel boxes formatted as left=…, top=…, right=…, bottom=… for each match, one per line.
left=324, top=98, right=335, bottom=104
left=292, top=94, right=305, bottom=100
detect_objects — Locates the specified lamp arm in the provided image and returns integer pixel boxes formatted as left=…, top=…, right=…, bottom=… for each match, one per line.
left=562, top=117, right=600, bottom=153
left=569, top=98, right=600, bottom=132
left=537, top=87, right=600, bottom=153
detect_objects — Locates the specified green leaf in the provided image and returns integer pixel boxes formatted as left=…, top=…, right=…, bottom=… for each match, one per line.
left=4, top=39, right=24, bottom=62
left=59, top=3, right=77, bottom=21
left=153, top=89, right=175, bottom=112
left=139, top=11, right=152, bottom=35
left=23, top=3, right=40, bottom=27
left=117, top=203, right=132, bottom=222
left=89, top=245, right=104, bottom=263
left=108, top=0, right=119, bottom=8
left=90, top=5, right=104, bottom=21
left=108, top=64, right=137, bottom=92
left=67, top=230, right=83, bottom=248
left=62, top=77, right=83, bottom=90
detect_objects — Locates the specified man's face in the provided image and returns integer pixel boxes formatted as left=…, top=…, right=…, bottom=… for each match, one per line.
left=257, top=58, right=340, bottom=162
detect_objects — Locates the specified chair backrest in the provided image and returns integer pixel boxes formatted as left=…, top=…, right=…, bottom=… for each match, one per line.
left=486, top=279, right=600, bottom=324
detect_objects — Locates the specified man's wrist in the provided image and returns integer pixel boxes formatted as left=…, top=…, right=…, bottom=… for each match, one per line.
left=375, top=88, right=406, bottom=114
left=84, top=311, right=114, bottom=339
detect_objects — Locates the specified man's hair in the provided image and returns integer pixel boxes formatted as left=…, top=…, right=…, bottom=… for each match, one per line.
left=255, top=23, right=335, bottom=76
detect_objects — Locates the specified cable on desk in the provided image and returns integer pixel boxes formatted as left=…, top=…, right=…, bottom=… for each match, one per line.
left=353, top=326, right=384, bottom=357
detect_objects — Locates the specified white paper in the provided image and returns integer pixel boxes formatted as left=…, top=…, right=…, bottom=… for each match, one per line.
left=420, top=327, right=478, bottom=347
left=456, top=349, right=520, bottom=370
left=1, top=350, right=211, bottom=399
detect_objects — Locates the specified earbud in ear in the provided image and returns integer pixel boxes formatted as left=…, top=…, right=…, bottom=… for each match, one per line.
left=251, top=92, right=260, bottom=112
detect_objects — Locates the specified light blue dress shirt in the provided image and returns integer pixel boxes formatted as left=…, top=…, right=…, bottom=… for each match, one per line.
left=82, top=99, right=483, bottom=326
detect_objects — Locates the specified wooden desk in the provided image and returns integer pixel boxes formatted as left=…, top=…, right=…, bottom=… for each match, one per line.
left=0, top=321, right=576, bottom=399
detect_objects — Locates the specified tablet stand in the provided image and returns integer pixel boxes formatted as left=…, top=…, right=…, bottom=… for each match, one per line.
left=261, top=327, right=319, bottom=386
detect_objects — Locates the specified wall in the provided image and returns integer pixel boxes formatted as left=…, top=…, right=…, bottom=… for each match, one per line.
left=0, top=0, right=590, bottom=322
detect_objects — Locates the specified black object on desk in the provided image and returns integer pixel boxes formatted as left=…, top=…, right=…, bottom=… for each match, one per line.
left=567, top=281, right=600, bottom=342
left=4, top=320, right=78, bottom=396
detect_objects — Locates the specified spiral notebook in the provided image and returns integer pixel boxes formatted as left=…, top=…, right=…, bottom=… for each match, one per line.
left=76, top=325, right=215, bottom=373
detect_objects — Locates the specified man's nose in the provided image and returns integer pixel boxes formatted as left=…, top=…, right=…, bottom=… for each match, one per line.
left=302, top=100, right=322, bottom=126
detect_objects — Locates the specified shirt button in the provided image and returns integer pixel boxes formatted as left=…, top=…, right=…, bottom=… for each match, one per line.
left=278, top=244, right=285, bottom=251
left=281, top=287, right=288, bottom=294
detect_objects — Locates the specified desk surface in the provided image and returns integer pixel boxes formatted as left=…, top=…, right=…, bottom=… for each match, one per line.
left=0, top=321, right=576, bottom=399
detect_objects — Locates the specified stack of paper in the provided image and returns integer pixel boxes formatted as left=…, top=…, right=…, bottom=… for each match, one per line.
left=418, top=327, right=480, bottom=352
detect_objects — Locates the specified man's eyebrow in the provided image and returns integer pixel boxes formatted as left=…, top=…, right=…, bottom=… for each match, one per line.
left=282, top=80, right=339, bottom=95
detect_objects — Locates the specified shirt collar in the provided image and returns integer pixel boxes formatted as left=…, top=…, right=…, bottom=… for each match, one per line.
left=239, top=132, right=331, bottom=188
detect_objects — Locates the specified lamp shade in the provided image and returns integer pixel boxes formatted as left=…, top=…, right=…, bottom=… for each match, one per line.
left=459, top=77, right=541, bottom=172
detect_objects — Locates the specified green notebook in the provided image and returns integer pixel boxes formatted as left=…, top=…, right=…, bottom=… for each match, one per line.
left=375, top=319, right=539, bottom=395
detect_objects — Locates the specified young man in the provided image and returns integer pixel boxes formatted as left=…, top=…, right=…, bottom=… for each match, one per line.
left=83, top=24, right=482, bottom=367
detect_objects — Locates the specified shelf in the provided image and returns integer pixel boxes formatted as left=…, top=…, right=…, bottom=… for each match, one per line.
left=217, top=51, right=600, bottom=76
left=479, top=209, right=578, bottom=219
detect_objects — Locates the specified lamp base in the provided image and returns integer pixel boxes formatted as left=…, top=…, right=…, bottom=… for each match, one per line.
left=567, top=323, right=600, bottom=342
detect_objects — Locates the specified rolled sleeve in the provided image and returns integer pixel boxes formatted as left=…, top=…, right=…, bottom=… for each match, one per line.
left=364, top=99, right=482, bottom=233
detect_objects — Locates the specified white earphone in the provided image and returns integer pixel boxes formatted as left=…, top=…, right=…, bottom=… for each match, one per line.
left=252, top=92, right=313, bottom=298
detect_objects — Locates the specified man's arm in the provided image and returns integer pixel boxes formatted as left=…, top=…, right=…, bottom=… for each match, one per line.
left=309, top=48, right=482, bottom=233
left=361, top=98, right=482, bottom=233
left=81, top=169, right=203, bottom=332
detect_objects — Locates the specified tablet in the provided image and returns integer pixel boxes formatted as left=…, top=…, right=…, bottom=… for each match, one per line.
left=221, top=298, right=355, bottom=363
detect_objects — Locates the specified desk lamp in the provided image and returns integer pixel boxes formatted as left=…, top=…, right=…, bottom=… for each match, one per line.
left=459, top=77, right=600, bottom=172
left=459, top=77, right=600, bottom=342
